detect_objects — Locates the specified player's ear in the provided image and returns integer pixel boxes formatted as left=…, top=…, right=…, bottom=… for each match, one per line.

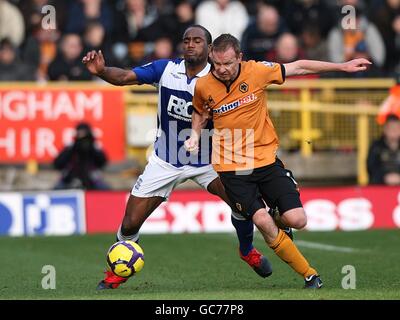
left=238, top=52, right=243, bottom=62
left=208, top=51, right=213, bottom=63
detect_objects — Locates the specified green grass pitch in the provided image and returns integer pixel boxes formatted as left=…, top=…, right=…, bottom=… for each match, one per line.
left=1, top=230, right=399, bottom=300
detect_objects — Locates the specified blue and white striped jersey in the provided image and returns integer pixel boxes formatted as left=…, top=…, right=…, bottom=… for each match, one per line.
left=133, top=58, right=212, bottom=167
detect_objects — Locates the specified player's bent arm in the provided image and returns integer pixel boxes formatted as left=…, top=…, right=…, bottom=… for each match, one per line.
left=185, top=110, right=209, bottom=152
left=191, top=109, right=209, bottom=139
left=284, top=58, right=372, bottom=77
left=82, top=50, right=139, bottom=86
left=98, top=67, right=139, bottom=86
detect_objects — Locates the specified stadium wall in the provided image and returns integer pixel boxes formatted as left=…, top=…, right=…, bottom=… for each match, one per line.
left=0, top=187, right=399, bottom=236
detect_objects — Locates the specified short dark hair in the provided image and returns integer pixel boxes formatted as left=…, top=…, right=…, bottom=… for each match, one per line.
left=76, top=122, right=93, bottom=138
left=212, top=34, right=241, bottom=57
left=385, top=114, right=400, bottom=124
left=0, top=38, right=14, bottom=50
left=185, top=25, right=212, bottom=45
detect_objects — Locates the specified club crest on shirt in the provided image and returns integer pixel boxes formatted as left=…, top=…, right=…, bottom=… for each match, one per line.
left=204, top=95, right=215, bottom=111
left=207, top=95, right=215, bottom=105
left=239, top=82, right=249, bottom=93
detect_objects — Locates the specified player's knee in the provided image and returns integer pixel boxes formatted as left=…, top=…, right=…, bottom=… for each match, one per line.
left=290, top=214, right=307, bottom=229
left=281, top=208, right=307, bottom=229
left=252, top=209, right=274, bottom=228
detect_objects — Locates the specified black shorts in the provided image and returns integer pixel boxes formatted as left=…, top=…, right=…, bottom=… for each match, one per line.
left=219, top=159, right=302, bottom=219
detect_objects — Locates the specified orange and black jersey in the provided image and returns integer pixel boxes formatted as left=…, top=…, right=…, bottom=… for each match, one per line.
left=193, top=60, right=285, bottom=172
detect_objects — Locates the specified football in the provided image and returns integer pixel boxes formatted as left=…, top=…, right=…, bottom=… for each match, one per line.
left=106, top=240, right=145, bottom=278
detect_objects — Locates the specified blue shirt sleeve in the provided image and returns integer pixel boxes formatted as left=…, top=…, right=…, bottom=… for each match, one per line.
left=132, top=59, right=170, bottom=85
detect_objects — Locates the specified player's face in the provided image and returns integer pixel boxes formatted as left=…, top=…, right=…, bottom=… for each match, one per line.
left=384, top=120, right=400, bottom=141
left=211, top=47, right=242, bottom=82
left=182, top=27, right=209, bottom=66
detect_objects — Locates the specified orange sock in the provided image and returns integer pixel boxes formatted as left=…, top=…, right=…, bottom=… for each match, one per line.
left=268, top=229, right=317, bottom=278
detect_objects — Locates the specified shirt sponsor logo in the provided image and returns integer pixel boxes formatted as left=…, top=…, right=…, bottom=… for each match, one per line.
left=167, top=94, right=193, bottom=122
left=213, top=93, right=256, bottom=114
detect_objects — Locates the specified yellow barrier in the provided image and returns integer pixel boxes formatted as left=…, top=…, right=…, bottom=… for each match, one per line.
left=125, top=79, right=395, bottom=185
left=0, top=79, right=394, bottom=185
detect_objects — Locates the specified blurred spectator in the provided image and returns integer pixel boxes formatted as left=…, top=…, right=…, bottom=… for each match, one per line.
left=22, top=28, right=60, bottom=81
left=377, top=73, right=400, bottom=125
left=370, top=0, right=400, bottom=75
left=142, top=36, right=174, bottom=63
left=0, top=38, right=36, bottom=81
left=300, top=23, right=329, bottom=61
left=367, top=114, right=400, bottom=185
left=157, top=0, right=195, bottom=49
left=83, top=22, right=119, bottom=67
left=283, top=0, right=336, bottom=37
left=0, top=0, right=25, bottom=47
left=47, top=33, right=92, bottom=81
left=267, top=33, right=305, bottom=64
left=18, top=0, right=65, bottom=81
left=241, top=4, right=287, bottom=61
left=112, top=0, right=159, bottom=43
left=152, top=0, right=174, bottom=15
left=84, top=22, right=106, bottom=51
left=327, top=5, right=386, bottom=68
left=54, top=122, right=110, bottom=190
left=125, top=40, right=147, bottom=67
left=65, top=0, right=113, bottom=36
left=195, top=0, right=249, bottom=41
left=268, top=33, right=319, bottom=82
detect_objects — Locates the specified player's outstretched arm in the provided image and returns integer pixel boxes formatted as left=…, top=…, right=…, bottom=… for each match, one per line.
left=284, top=58, right=372, bottom=77
left=82, top=50, right=139, bottom=86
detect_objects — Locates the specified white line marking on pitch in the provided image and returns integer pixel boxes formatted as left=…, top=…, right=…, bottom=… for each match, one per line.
left=247, top=233, right=366, bottom=253
left=294, top=240, right=365, bottom=253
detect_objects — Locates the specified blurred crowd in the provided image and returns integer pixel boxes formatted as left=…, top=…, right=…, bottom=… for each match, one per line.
left=0, top=0, right=399, bottom=82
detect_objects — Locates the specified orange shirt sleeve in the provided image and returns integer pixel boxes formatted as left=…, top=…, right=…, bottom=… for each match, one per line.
left=255, top=61, right=286, bottom=87
left=192, top=81, right=206, bottom=115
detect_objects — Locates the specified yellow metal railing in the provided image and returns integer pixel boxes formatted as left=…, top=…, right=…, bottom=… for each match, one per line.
left=0, top=79, right=394, bottom=185
left=125, top=79, right=395, bottom=185
left=266, top=79, right=394, bottom=185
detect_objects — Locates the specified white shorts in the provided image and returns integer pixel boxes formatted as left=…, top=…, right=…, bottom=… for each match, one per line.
left=131, top=152, right=218, bottom=199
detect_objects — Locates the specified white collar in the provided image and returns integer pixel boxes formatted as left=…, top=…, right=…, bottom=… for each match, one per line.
left=177, top=60, right=211, bottom=78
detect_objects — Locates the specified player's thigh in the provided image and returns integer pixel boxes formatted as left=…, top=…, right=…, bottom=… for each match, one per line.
left=218, top=171, right=264, bottom=219
left=131, top=153, right=182, bottom=199
left=189, top=166, right=231, bottom=204
left=189, top=164, right=218, bottom=190
left=258, top=161, right=303, bottom=215
left=205, top=176, right=233, bottom=206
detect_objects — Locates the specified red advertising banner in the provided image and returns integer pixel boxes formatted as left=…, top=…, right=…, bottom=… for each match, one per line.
left=85, top=186, right=400, bottom=234
left=0, top=87, right=125, bottom=163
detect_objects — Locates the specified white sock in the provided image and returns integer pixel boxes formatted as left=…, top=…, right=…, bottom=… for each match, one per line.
left=116, top=225, right=139, bottom=242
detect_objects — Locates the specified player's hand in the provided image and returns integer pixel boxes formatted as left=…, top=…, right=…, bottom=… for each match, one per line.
left=82, top=50, right=105, bottom=76
left=184, top=136, right=199, bottom=154
left=341, top=58, right=372, bottom=73
left=203, top=104, right=214, bottom=120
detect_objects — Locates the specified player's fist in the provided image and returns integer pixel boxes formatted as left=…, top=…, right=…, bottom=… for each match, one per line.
left=184, top=136, right=199, bottom=154
left=342, top=58, right=372, bottom=73
left=82, top=50, right=105, bottom=76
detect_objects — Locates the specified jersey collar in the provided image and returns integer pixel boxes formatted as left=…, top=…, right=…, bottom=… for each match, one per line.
left=178, top=60, right=211, bottom=78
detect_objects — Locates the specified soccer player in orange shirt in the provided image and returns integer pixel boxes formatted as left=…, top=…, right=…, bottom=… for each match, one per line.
left=185, top=34, right=371, bottom=288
